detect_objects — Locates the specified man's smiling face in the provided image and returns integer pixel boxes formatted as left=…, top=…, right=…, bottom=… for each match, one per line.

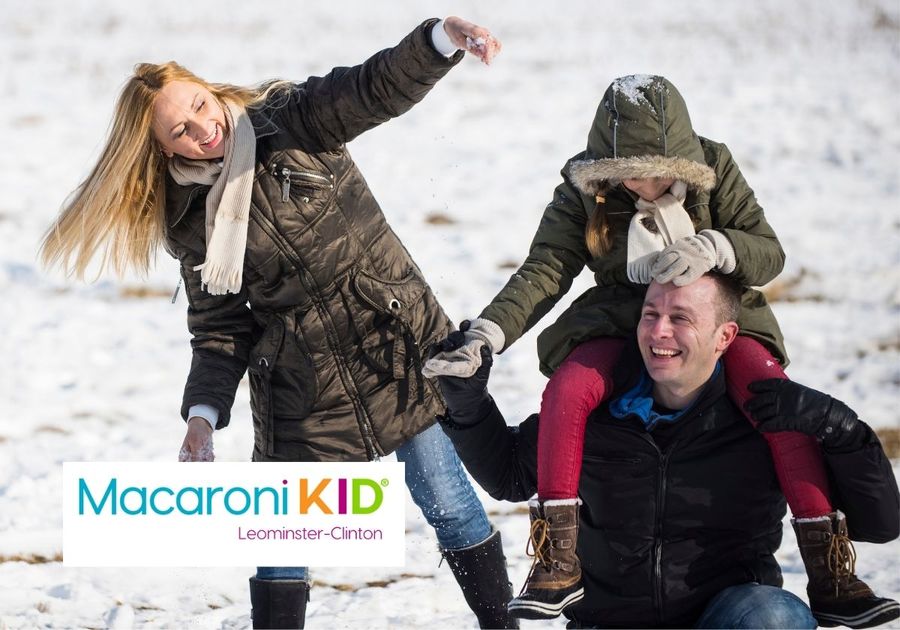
left=637, top=277, right=738, bottom=408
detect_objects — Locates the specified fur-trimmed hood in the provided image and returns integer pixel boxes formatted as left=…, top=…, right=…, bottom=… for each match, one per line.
left=570, top=75, right=716, bottom=196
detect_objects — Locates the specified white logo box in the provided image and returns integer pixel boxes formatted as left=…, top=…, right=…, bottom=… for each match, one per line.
left=63, top=462, right=405, bottom=567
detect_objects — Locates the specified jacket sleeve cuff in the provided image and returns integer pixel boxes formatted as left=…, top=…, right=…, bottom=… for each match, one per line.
left=187, top=404, right=219, bottom=432
left=700, top=229, right=737, bottom=275
left=429, top=19, right=458, bottom=56
left=437, top=395, right=497, bottom=430
left=469, top=318, right=506, bottom=354
left=420, top=18, right=465, bottom=66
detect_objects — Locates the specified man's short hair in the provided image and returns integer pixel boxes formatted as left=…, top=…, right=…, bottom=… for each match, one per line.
left=706, top=272, right=742, bottom=325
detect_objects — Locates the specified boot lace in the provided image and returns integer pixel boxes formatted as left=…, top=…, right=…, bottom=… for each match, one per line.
left=520, top=518, right=551, bottom=594
left=826, top=531, right=857, bottom=597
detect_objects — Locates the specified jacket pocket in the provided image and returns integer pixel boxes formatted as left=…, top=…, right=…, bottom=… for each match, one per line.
left=351, top=267, right=428, bottom=379
left=248, top=317, right=318, bottom=456
left=582, top=454, right=642, bottom=465
left=270, top=161, right=335, bottom=226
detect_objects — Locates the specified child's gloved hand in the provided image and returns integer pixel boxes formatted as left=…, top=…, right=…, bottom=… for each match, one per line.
left=651, top=229, right=736, bottom=286
left=422, top=318, right=504, bottom=378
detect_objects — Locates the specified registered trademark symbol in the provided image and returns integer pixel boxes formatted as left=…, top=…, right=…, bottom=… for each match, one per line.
left=381, top=479, right=389, bottom=487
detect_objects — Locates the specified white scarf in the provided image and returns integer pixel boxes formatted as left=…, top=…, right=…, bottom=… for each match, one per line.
left=168, top=100, right=256, bottom=295
left=626, top=180, right=695, bottom=284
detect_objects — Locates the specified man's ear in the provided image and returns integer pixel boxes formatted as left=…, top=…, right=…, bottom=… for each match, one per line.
left=716, top=321, right=739, bottom=354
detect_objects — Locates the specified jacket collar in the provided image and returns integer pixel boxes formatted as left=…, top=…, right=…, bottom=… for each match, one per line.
left=603, top=341, right=729, bottom=435
left=247, top=103, right=282, bottom=141
left=608, top=362, right=722, bottom=431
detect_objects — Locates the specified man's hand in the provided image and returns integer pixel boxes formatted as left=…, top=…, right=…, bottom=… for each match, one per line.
left=435, top=336, right=494, bottom=427
left=745, top=379, right=861, bottom=448
left=443, top=16, right=502, bottom=65
left=179, top=417, right=215, bottom=462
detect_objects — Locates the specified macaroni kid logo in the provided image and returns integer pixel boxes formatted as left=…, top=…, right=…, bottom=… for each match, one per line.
left=63, top=463, right=406, bottom=567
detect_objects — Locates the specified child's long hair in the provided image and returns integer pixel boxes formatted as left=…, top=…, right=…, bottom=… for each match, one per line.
left=40, top=61, right=286, bottom=278
left=584, top=184, right=612, bottom=258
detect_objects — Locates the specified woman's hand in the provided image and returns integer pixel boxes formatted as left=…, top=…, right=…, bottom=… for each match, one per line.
left=443, top=16, right=502, bottom=65
left=179, top=417, right=215, bottom=462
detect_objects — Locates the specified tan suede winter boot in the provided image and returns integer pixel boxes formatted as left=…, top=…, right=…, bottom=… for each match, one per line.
left=507, top=498, right=585, bottom=620
left=793, top=511, right=899, bottom=628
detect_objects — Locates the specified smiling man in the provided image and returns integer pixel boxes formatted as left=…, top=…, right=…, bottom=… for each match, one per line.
left=436, top=274, right=900, bottom=628
left=632, top=273, right=739, bottom=416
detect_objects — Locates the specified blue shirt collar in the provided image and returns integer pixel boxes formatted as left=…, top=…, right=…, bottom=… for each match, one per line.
left=609, top=361, right=722, bottom=431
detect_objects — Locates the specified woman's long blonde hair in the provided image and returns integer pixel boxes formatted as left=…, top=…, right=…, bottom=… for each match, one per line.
left=40, top=61, right=283, bottom=278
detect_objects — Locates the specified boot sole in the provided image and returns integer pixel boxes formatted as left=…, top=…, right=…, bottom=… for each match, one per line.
left=814, top=600, right=900, bottom=629
left=507, top=587, right=585, bottom=620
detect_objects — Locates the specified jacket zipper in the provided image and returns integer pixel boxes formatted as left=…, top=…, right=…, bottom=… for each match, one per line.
left=248, top=205, right=380, bottom=459
left=273, top=165, right=334, bottom=202
left=630, top=431, right=674, bottom=626
left=654, top=448, right=671, bottom=626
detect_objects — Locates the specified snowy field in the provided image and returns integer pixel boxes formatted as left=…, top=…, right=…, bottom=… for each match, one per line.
left=1, top=0, right=899, bottom=627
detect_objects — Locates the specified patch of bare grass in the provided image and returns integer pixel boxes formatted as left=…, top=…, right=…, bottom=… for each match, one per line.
left=313, top=573, right=434, bottom=592
left=761, top=268, right=830, bottom=303
left=13, top=115, right=43, bottom=127
left=424, top=212, right=456, bottom=226
left=876, top=427, right=900, bottom=459
left=118, top=286, right=173, bottom=299
left=35, top=425, right=70, bottom=435
left=854, top=335, right=900, bottom=360
left=873, top=8, right=899, bottom=31
left=0, top=552, right=63, bottom=564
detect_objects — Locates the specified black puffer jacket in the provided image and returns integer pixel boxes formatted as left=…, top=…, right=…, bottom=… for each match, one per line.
left=164, top=20, right=462, bottom=462
left=444, top=348, right=900, bottom=628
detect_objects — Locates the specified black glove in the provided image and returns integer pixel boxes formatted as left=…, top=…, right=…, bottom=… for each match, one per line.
left=745, top=378, right=861, bottom=449
left=432, top=324, right=494, bottom=427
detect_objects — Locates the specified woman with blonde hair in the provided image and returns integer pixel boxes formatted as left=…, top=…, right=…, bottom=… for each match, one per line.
left=42, top=17, right=515, bottom=629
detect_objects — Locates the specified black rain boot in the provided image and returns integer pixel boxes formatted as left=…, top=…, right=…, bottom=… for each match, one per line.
left=793, top=511, right=899, bottom=628
left=441, top=527, right=519, bottom=629
left=249, top=577, right=310, bottom=629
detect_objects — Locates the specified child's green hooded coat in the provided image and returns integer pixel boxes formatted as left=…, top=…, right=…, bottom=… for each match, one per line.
left=480, top=75, right=787, bottom=375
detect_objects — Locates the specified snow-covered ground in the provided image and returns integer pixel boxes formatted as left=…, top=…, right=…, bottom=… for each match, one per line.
left=1, top=0, right=898, bottom=627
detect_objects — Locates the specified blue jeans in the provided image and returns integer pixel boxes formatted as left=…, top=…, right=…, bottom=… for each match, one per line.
left=257, top=423, right=492, bottom=580
left=696, top=583, right=817, bottom=629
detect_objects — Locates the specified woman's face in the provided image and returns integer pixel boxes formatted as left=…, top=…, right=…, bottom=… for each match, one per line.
left=623, top=177, right=675, bottom=202
left=152, top=80, right=227, bottom=160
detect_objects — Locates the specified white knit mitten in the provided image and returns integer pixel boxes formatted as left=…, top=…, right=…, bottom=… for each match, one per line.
left=651, top=229, right=736, bottom=286
left=422, top=318, right=505, bottom=378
